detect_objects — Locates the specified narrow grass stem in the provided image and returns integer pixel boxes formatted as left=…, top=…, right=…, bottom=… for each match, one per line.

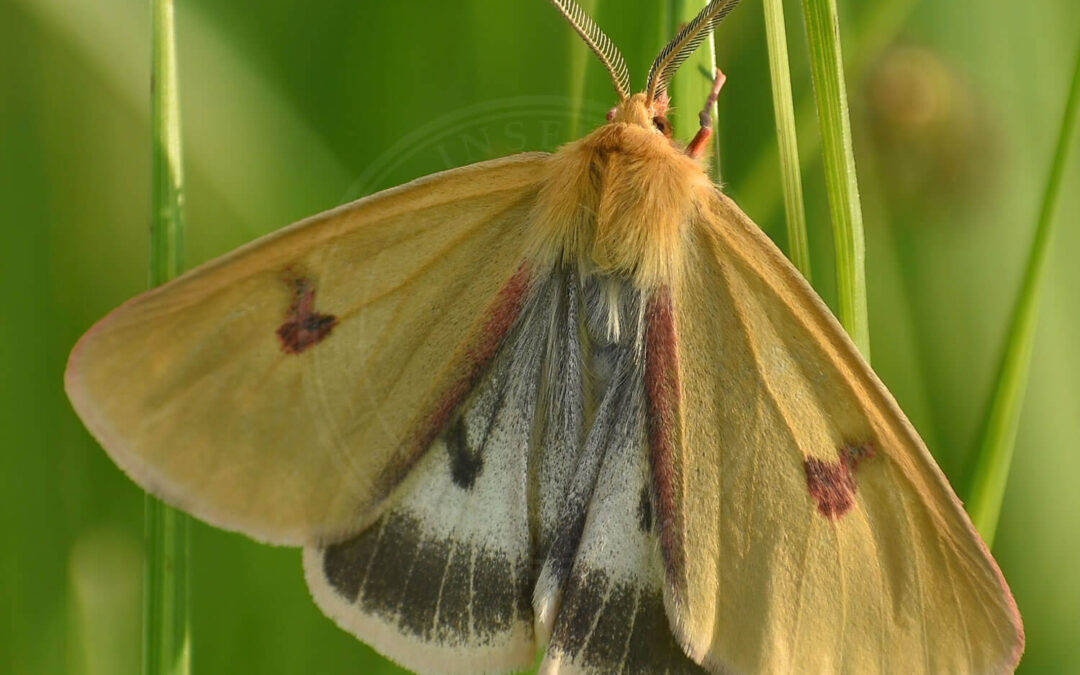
left=801, top=0, right=870, bottom=358
left=967, top=39, right=1080, bottom=547
left=144, top=1, right=190, bottom=674
left=741, top=0, right=916, bottom=230
left=761, top=0, right=811, bottom=280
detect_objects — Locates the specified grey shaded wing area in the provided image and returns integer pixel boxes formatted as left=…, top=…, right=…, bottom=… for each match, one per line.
left=304, top=270, right=700, bottom=674
left=531, top=269, right=587, bottom=570
left=304, top=271, right=567, bottom=674
left=536, top=278, right=705, bottom=675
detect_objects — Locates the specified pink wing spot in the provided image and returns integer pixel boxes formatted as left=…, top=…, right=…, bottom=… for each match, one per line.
left=804, top=442, right=876, bottom=519
left=276, top=276, right=338, bottom=354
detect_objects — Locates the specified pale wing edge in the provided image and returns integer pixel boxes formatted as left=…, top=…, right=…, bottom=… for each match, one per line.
left=303, top=543, right=536, bottom=675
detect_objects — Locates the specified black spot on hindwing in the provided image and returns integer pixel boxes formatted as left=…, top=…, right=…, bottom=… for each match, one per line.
left=637, top=485, right=654, bottom=533
left=445, top=416, right=484, bottom=489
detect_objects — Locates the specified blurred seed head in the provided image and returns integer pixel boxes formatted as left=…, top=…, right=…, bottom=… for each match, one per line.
left=864, top=45, right=998, bottom=219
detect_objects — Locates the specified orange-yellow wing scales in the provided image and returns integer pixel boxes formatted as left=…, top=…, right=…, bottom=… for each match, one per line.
left=656, top=191, right=1023, bottom=674
left=65, top=153, right=548, bottom=547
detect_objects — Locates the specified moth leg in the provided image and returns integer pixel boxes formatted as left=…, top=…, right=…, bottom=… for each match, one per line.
left=685, top=67, right=727, bottom=160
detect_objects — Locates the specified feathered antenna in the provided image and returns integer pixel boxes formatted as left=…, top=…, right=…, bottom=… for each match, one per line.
left=547, top=0, right=631, bottom=101
left=646, top=0, right=742, bottom=103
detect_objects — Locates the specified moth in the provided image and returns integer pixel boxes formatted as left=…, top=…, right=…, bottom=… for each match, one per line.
left=65, top=0, right=1023, bottom=673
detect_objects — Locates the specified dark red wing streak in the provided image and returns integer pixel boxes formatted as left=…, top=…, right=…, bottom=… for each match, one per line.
left=277, top=276, right=339, bottom=354
left=375, top=263, right=533, bottom=496
left=644, top=289, right=688, bottom=592
left=804, top=442, right=876, bottom=518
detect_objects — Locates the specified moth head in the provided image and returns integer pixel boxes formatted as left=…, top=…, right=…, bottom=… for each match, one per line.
left=607, top=94, right=674, bottom=138
left=547, top=0, right=741, bottom=109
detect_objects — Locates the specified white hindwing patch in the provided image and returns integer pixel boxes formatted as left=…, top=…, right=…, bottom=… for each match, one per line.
left=305, top=271, right=698, bottom=674
left=304, top=272, right=564, bottom=674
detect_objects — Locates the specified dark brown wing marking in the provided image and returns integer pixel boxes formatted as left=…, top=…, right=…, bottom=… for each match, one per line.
left=636, top=485, right=654, bottom=534
left=804, top=442, right=876, bottom=518
left=277, top=275, right=338, bottom=354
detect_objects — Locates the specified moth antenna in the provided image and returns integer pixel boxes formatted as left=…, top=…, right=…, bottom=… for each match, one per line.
left=546, top=0, right=632, bottom=101
left=646, top=0, right=742, bottom=103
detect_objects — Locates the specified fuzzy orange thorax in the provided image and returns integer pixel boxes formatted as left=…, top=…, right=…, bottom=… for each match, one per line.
left=527, top=95, right=713, bottom=289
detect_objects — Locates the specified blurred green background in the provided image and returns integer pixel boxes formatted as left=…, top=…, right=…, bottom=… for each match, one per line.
left=2, top=0, right=1078, bottom=672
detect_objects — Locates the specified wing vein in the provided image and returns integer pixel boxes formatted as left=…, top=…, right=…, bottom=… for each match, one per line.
left=936, top=522, right=975, bottom=669
left=834, top=524, right=847, bottom=672
left=359, top=516, right=389, bottom=600
left=334, top=202, right=518, bottom=324
left=467, top=542, right=477, bottom=643
left=616, top=588, right=641, bottom=675
left=887, top=461, right=933, bottom=671
left=712, top=253, right=816, bottom=661
left=430, top=530, right=455, bottom=638
left=788, top=513, right=817, bottom=668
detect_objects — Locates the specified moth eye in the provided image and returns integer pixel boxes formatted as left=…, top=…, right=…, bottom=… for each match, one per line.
left=652, top=116, right=673, bottom=137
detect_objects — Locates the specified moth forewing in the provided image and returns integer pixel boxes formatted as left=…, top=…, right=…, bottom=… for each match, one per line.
left=659, top=192, right=1023, bottom=673
left=64, top=154, right=550, bottom=547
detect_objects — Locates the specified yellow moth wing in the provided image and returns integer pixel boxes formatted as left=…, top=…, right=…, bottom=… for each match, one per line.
left=666, top=191, right=1023, bottom=673
left=65, top=152, right=548, bottom=546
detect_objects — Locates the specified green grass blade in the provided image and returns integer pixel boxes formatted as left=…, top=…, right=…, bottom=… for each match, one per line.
left=143, top=502, right=190, bottom=675
left=741, top=0, right=917, bottom=226
left=801, top=0, right=870, bottom=358
left=967, top=40, right=1080, bottom=548
left=144, top=1, right=190, bottom=674
left=761, top=0, right=811, bottom=280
